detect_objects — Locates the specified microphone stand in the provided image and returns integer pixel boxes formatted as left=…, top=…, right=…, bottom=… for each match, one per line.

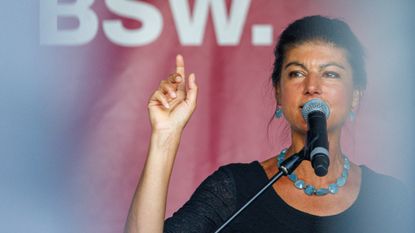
left=214, top=148, right=306, bottom=233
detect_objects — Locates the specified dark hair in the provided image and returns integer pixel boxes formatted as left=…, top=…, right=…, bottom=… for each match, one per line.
left=271, top=15, right=366, bottom=91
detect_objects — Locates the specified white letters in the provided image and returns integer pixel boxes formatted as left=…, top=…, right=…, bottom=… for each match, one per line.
left=39, top=0, right=98, bottom=45
left=211, top=0, right=251, bottom=45
left=251, top=24, right=273, bottom=45
left=103, top=0, right=163, bottom=46
left=39, top=0, right=265, bottom=46
left=170, top=0, right=251, bottom=45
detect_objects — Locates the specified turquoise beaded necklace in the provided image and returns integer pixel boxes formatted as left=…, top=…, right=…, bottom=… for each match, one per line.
left=277, top=148, right=350, bottom=196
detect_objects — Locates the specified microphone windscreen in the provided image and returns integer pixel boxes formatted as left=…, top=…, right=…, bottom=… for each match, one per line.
left=301, top=98, right=330, bottom=121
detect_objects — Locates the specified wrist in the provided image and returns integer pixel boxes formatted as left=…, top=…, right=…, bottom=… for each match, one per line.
left=150, top=128, right=183, bottom=148
left=147, top=129, right=183, bottom=166
left=151, top=121, right=186, bottom=134
left=152, top=126, right=184, bottom=136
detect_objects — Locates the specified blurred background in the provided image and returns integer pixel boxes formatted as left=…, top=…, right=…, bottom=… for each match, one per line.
left=1, top=0, right=414, bottom=232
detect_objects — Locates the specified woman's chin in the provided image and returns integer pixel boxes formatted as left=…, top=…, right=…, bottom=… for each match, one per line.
left=290, top=125, right=308, bottom=136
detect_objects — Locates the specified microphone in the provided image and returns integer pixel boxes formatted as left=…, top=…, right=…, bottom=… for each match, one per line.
left=301, top=98, right=330, bottom=177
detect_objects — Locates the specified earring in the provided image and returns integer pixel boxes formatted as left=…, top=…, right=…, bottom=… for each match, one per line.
left=349, top=111, right=356, bottom=122
left=275, top=107, right=283, bottom=119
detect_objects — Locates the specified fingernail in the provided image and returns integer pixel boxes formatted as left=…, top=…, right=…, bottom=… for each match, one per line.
left=165, top=103, right=170, bottom=109
left=171, top=92, right=176, bottom=98
left=176, top=76, right=182, bottom=82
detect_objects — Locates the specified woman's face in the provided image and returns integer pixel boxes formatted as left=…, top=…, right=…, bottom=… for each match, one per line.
left=277, top=41, right=360, bottom=134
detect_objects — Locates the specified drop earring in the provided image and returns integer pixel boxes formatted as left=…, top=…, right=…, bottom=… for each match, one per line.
left=349, top=111, right=355, bottom=122
left=275, top=107, right=283, bottom=119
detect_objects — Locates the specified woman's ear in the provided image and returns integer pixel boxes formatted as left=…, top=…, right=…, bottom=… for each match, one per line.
left=275, top=85, right=281, bottom=104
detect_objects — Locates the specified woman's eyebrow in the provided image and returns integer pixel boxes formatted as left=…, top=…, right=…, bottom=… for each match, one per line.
left=319, top=62, right=345, bottom=70
left=284, top=61, right=346, bottom=71
left=284, top=61, right=307, bottom=70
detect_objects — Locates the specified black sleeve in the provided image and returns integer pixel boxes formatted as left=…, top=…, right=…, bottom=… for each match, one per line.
left=164, top=166, right=237, bottom=233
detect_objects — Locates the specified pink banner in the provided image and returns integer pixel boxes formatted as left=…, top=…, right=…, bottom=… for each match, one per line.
left=33, top=1, right=415, bottom=232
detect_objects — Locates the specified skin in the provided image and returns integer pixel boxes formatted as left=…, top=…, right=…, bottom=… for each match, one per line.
left=124, top=42, right=363, bottom=232
left=124, top=55, right=198, bottom=233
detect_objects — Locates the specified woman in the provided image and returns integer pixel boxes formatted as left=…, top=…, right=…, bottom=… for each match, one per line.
left=125, top=16, right=411, bottom=233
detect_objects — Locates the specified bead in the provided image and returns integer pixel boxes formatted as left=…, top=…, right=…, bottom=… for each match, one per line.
left=342, top=169, right=348, bottom=177
left=328, top=184, right=339, bottom=194
left=344, top=160, right=350, bottom=169
left=344, top=156, right=349, bottom=163
left=294, top=180, right=305, bottom=189
left=336, top=176, right=347, bottom=187
left=316, top=188, right=330, bottom=196
left=288, top=173, right=297, bottom=182
left=304, top=185, right=315, bottom=196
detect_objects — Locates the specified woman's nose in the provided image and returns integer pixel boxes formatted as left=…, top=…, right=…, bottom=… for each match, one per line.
left=303, top=74, right=322, bottom=96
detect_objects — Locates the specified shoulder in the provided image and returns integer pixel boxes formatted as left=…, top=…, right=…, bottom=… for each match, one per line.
left=217, top=161, right=266, bottom=187
left=359, top=165, right=411, bottom=210
left=194, top=161, right=262, bottom=194
left=360, top=165, right=408, bottom=192
left=218, top=161, right=262, bottom=176
left=164, top=162, right=262, bottom=232
left=216, top=161, right=270, bottom=203
left=357, top=166, right=414, bottom=231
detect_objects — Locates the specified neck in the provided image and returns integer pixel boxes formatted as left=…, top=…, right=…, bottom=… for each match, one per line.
left=285, top=128, right=345, bottom=187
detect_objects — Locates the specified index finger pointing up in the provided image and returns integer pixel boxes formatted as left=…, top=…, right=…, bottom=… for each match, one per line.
left=176, top=54, right=186, bottom=91
left=176, top=54, right=185, bottom=78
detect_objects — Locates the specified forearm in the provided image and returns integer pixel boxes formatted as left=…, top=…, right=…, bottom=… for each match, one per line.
left=124, top=129, right=183, bottom=233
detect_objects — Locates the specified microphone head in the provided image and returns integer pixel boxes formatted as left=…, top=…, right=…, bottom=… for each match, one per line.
left=301, top=98, right=330, bottom=121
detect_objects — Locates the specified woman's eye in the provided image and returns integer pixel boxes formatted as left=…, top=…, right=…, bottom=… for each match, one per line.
left=323, top=71, right=340, bottom=78
left=288, top=71, right=305, bottom=78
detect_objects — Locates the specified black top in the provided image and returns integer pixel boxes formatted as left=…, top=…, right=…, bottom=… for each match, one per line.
left=164, top=161, right=412, bottom=233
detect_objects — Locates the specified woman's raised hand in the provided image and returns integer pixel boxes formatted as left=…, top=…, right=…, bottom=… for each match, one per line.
left=126, top=56, right=197, bottom=233
left=148, top=55, right=198, bottom=132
